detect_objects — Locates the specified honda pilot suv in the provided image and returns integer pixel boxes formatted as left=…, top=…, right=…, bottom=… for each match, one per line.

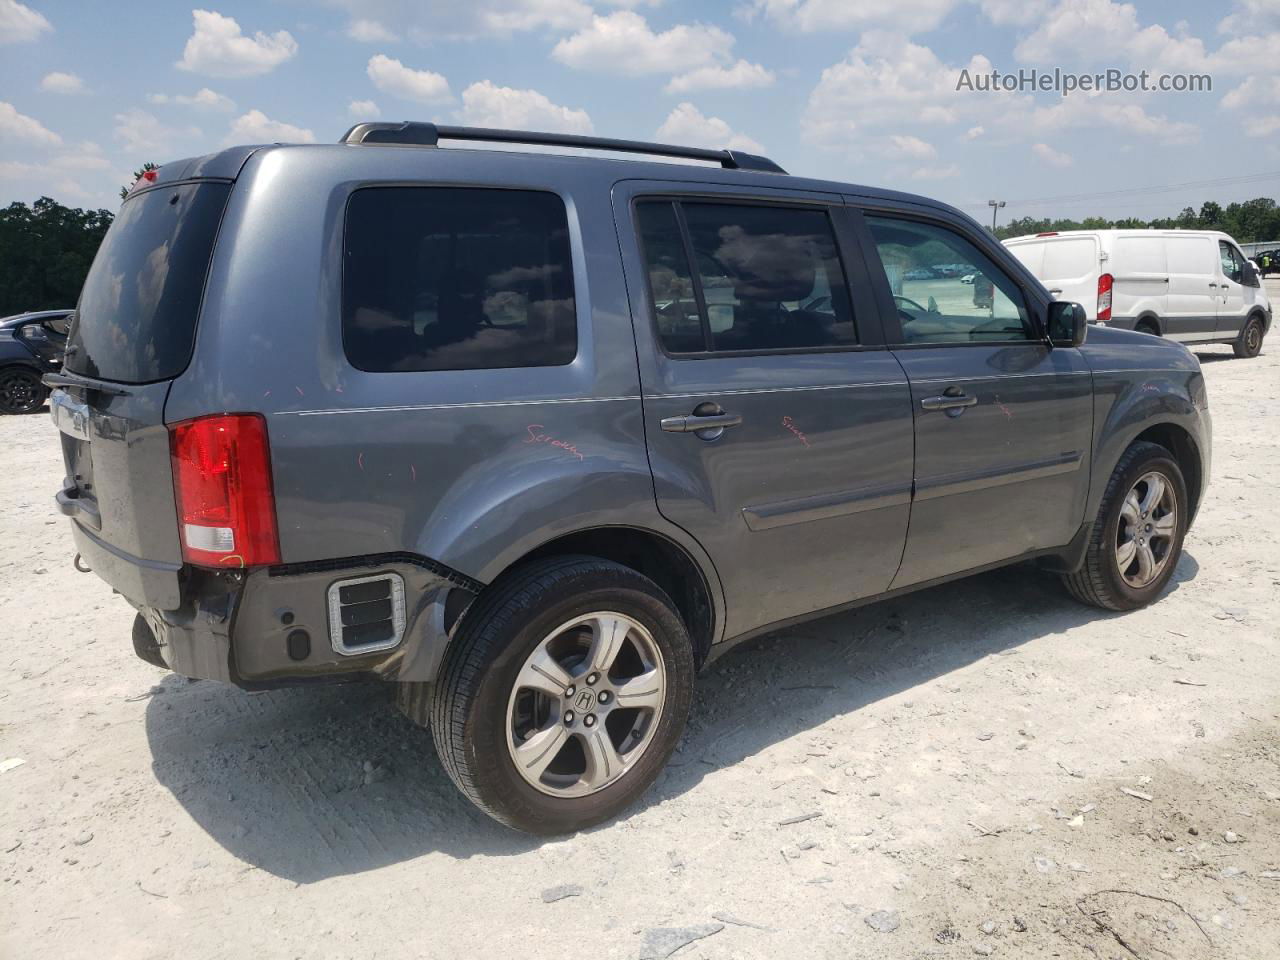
left=50, top=123, right=1211, bottom=834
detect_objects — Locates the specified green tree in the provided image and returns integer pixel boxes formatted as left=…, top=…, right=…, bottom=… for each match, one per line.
left=0, top=197, right=113, bottom=315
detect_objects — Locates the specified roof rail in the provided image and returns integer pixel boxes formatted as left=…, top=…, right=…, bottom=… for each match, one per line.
left=339, top=121, right=787, bottom=175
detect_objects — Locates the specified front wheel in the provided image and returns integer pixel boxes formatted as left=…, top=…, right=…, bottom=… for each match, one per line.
left=0, top=368, right=48, bottom=414
left=429, top=557, right=695, bottom=834
left=1233, top=316, right=1264, bottom=358
left=1061, top=441, right=1187, bottom=611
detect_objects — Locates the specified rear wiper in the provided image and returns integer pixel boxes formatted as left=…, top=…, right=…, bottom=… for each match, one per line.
left=43, top=371, right=133, bottom=397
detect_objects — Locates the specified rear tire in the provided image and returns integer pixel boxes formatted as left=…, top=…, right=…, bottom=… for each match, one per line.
left=429, top=556, right=695, bottom=834
left=1233, top=316, right=1264, bottom=358
left=1134, top=320, right=1160, bottom=336
left=1061, top=442, right=1187, bottom=611
left=0, top=368, right=47, bottom=414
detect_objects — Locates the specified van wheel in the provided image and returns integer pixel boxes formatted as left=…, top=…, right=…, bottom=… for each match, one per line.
left=1061, top=442, right=1187, bottom=612
left=0, top=368, right=47, bottom=414
left=1233, top=316, right=1264, bottom=358
left=430, top=556, right=694, bottom=834
left=1135, top=320, right=1160, bottom=336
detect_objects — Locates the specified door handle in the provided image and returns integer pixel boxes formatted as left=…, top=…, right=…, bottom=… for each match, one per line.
left=921, top=394, right=978, bottom=412
left=1208, top=282, right=1218, bottom=288
left=1048, top=288, right=1063, bottom=295
left=661, top=412, right=743, bottom=433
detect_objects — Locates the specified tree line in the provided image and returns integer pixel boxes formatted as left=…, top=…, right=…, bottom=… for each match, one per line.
left=1, top=193, right=1276, bottom=317
left=995, top=197, right=1280, bottom=244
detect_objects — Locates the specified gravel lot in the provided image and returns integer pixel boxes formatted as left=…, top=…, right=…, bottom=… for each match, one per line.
left=3, top=313, right=1278, bottom=959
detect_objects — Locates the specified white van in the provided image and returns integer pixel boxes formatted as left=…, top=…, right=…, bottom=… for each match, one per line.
left=1005, top=229, right=1271, bottom=358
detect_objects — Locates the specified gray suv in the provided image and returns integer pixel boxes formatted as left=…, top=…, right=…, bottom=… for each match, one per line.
left=49, top=123, right=1211, bottom=834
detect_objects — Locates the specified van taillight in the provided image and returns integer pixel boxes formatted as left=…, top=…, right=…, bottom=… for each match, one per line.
left=169, top=414, right=280, bottom=568
left=1097, top=272, right=1113, bottom=323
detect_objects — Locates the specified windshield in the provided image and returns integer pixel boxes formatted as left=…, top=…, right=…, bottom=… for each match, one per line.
left=66, top=182, right=230, bottom=383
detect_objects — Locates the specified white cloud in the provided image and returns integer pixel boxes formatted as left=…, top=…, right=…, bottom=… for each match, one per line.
left=1014, top=0, right=1208, bottom=71
left=1031, top=142, right=1073, bottom=167
left=0, top=0, right=51, bottom=44
left=1208, top=33, right=1280, bottom=75
left=348, top=99, right=380, bottom=118
left=887, top=134, right=936, bottom=159
left=40, top=72, right=84, bottom=94
left=1219, top=0, right=1280, bottom=36
left=979, top=0, right=1051, bottom=25
left=0, top=101, right=61, bottom=146
left=177, top=9, right=298, bottom=78
left=1247, top=115, right=1280, bottom=138
left=147, top=88, right=235, bottom=111
left=113, top=108, right=199, bottom=156
left=367, top=54, right=452, bottom=103
left=1027, top=95, right=1199, bottom=143
left=483, top=0, right=592, bottom=31
left=347, top=18, right=397, bottom=42
left=743, top=0, right=959, bottom=33
left=552, top=12, right=735, bottom=75
left=225, top=109, right=316, bottom=145
left=656, top=102, right=764, bottom=153
left=665, top=60, right=775, bottom=94
left=458, top=81, right=593, bottom=134
left=964, top=125, right=984, bottom=139
left=52, top=141, right=110, bottom=170
left=308, top=0, right=593, bottom=40
left=910, top=164, right=959, bottom=179
left=803, top=33, right=1014, bottom=146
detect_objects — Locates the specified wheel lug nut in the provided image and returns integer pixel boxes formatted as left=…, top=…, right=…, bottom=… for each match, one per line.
left=598, top=691, right=610, bottom=704
left=584, top=715, right=595, bottom=727
left=564, top=711, right=575, bottom=725
left=586, top=673, right=598, bottom=685
left=565, top=685, right=575, bottom=698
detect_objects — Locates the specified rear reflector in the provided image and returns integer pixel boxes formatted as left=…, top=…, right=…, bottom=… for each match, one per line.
left=169, top=413, right=280, bottom=568
left=1097, top=272, right=1114, bottom=323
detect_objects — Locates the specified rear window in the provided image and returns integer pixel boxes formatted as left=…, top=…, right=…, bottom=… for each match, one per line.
left=67, top=182, right=230, bottom=383
left=342, top=187, right=577, bottom=373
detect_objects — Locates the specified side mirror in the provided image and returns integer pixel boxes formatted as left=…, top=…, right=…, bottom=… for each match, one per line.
left=1046, top=301, right=1087, bottom=347
left=1242, top=260, right=1261, bottom=288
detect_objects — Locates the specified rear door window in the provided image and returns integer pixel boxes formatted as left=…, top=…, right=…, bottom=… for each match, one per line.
left=636, top=200, right=857, bottom=354
left=342, top=187, right=577, bottom=372
left=67, top=182, right=230, bottom=383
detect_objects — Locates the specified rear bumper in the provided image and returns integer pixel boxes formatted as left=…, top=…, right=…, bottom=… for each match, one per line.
left=71, top=520, right=183, bottom=610
left=128, top=555, right=479, bottom=689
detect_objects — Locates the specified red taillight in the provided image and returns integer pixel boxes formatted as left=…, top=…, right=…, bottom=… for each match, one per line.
left=1097, top=272, right=1113, bottom=323
left=169, top=414, right=280, bottom=568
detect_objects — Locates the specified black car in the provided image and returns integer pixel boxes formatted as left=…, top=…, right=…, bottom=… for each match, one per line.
left=0, top=310, right=72, bottom=414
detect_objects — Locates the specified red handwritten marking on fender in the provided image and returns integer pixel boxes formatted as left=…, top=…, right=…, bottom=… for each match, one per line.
left=781, top=416, right=811, bottom=448
left=526, top=425, right=586, bottom=461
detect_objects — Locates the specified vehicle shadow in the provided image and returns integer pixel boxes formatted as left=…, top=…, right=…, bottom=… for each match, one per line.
left=145, top=550, right=1200, bottom=882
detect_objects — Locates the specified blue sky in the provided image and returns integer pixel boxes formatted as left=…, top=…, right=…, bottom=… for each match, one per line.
left=1, top=0, right=1277, bottom=223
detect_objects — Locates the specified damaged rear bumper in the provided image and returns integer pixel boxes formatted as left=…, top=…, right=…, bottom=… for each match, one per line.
left=132, top=555, right=480, bottom=689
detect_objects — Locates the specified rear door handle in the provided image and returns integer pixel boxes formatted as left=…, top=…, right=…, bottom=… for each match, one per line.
left=920, top=395, right=978, bottom=412
left=661, top=412, right=743, bottom=433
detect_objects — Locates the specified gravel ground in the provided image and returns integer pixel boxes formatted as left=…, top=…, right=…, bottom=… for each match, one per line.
left=2, top=317, right=1278, bottom=959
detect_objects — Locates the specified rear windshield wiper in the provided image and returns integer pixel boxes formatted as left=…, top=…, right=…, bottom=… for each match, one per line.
left=43, top=371, right=134, bottom=397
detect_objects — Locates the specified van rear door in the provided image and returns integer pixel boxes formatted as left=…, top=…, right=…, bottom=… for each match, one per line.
left=1007, top=235, right=1099, bottom=317
left=51, top=179, right=232, bottom=611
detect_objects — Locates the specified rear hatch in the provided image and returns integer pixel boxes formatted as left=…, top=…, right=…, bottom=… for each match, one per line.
left=51, top=178, right=232, bottom=610
left=1007, top=235, right=1101, bottom=318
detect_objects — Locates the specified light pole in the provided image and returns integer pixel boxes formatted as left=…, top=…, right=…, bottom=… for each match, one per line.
left=988, top=199, right=1006, bottom=232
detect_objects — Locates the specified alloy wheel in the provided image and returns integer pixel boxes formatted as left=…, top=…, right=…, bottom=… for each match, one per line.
left=0, top=371, right=41, bottom=414
left=505, top=612, right=666, bottom=798
left=1115, top=471, right=1178, bottom=589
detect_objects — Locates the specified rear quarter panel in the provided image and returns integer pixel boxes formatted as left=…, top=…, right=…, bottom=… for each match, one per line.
left=164, top=147, right=722, bottom=620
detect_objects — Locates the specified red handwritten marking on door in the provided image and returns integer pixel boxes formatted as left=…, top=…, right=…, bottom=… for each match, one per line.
left=526, top=425, right=586, bottom=461
left=994, top=393, right=1013, bottom=419
left=781, top=416, right=811, bottom=448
